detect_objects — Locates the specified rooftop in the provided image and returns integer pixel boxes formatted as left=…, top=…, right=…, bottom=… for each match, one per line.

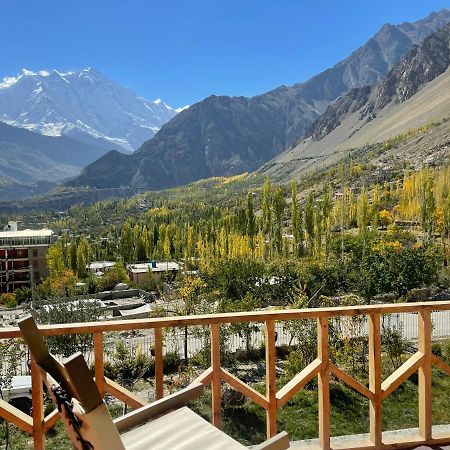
left=127, top=261, right=180, bottom=273
left=0, top=227, right=54, bottom=248
left=88, top=261, right=116, bottom=270
left=0, top=229, right=53, bottom=239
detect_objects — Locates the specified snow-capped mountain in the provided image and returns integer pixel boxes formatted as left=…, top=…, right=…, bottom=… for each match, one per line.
left=0, top=68, right=180, bottom=152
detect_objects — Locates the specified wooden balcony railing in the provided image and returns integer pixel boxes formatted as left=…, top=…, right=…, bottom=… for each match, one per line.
left=1, top=301, right=450, bottom=449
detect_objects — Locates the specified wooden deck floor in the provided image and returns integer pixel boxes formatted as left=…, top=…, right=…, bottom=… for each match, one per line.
left=290, top=424, right=450, bottom=449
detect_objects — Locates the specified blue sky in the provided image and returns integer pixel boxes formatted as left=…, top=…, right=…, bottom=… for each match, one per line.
left=1, top=1, right=449, bottom=107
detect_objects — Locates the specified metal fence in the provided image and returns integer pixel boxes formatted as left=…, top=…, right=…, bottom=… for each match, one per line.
left=101, top=309, right=450, bottom=362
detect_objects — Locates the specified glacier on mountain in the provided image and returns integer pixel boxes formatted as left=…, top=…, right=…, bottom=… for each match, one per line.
left=0, top=68, right=180, bottom=152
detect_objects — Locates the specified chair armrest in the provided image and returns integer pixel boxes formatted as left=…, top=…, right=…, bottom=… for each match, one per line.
left=114, top=382, right=204, bottom=433
left=254, top=431, right=289, bottom=450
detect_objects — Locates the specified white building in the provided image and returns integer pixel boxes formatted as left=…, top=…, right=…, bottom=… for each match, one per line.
left=127, top=261, right=179, bottom=284
left=87, top=261, right=116, bottom=274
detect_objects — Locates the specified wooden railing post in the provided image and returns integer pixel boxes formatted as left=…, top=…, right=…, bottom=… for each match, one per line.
left=93, top=332, right=105, bottom=396
left=154, top=327, right=164, bottom=400
left=211, top=323, right=221, bottom=428
left=265, top=319, right=277, bottom=438
left=317, top=317, right=330, bottom=450
left=418, top=309, right=432, bottom=440
left=368, top=313, right=382, bottom=446
left=31, top=356, right=44, bottom=450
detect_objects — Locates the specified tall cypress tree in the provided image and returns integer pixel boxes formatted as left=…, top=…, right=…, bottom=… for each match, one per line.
left=305, top=193, right=315, bottom=254
left=246, top=191, right=256, bottom=250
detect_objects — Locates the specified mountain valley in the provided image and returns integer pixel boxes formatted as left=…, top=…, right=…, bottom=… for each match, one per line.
left=66, top=10, right=450, bottom=191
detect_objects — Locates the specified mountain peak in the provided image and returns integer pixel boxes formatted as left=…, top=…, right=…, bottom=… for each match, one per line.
left=379, top=22, right=395, bottom=31
left=0, top=68, right=178, bottom=151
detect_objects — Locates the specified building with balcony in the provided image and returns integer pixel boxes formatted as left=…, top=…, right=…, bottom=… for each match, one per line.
left=0, top=221, right=54, bottom=293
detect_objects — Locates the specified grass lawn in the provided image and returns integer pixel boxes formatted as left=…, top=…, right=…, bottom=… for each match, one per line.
left=219, top=366, right=450, bottom=445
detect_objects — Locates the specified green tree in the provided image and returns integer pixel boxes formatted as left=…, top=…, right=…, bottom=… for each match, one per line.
left=291, top=181, right=303, bottom=256
left=246, top=191, right=256, bottom=250
left=120, top=221, right=134, bottom=263
left=262, top=180, right=273, bottom=251
left=98, top=263, right=129, bottom=291
left=305, top=193, right=315, bottom=254
left=321, top=184, right=333, bottom=257
left=178, top=276, right=206, bottom=360
left=358, top=243, right=441, bottom=299
left=68, top=241, right=78, bottom=272
left=356, top=188, right=371, bottom=234
left=76, top=235, right=92, bottom=278
left=135, top=225, right=148, bottom=261
left=272, top=187, right=286, bottom=255
left=46, top=244, right=65, bottom=278
left=420, top=169, right=436, bottom=241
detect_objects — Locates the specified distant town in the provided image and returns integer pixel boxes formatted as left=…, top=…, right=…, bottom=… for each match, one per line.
left=0, top=220, right=185, bottom=324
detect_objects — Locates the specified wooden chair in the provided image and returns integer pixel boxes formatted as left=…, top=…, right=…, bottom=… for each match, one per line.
left=18, top=316, right=290, bottom=449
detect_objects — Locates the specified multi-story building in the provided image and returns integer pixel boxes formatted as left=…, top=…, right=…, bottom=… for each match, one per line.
left=0, top=222, right=54, bottom=293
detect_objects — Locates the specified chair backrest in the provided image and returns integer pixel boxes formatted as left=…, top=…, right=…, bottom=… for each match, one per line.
left=18, top=316, right=124, bottom=450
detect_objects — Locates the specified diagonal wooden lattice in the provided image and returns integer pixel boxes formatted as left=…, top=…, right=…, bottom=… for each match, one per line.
left=329, top=362, right=374, bottom=400
left=381, top=351, right=424, bottom=399
left=276, top=358, right=322, bottom=407
left=0, top=398, right=33, bottom=434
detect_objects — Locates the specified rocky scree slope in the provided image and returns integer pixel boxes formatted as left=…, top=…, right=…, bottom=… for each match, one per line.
left=261, top=22, right=450, bottom=181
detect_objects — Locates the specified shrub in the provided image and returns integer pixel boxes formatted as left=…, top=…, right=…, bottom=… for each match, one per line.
left=379, top=210, right=393, bottom=228
left=163, top=352, right=183, bottom=373
left=432, top=342, right=442, bottom=357
left=104, top=341, right=154, bottom=388
left=35, top=296, right=103, bottom=357
left=382, top=323, right=409, bottom=370
left=284, top=350, right=305, bottom=378
left=14, top=287, right=32, bottom=304
left=98, top=263, right=129, bottom=291
left=0, top=293, right=17, bottom=308
left=443, top=340, right=450, bottom=364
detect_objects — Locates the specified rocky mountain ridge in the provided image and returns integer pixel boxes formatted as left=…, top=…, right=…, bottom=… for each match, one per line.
left=261, top=23, right=450, bottom=182
left=307, top=23, right=450, bottom=141
left=68, top=9, right=450, bottom=190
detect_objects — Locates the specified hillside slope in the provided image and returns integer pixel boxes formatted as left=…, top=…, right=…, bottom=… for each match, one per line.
left=261, top=23, right=450, bottom=181
left=0, top=121, right=111, bottom=200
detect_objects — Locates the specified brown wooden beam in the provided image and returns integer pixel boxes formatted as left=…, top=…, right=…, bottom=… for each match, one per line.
left=276, top=358, right=322, bottom=407
left=4, top=301, right=450, bottom=339
left=265, top=319, right=277, bottom=438
left=221, top=367, right=269, bottom=409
